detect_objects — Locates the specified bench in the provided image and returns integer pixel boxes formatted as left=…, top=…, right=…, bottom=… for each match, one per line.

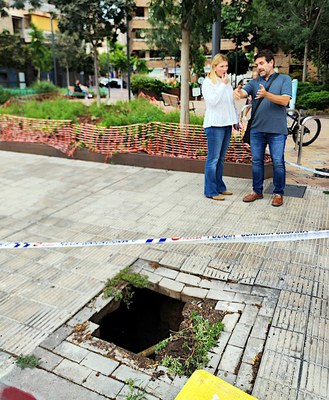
left=66, top=85, right=94, bottom=99
left=161, top=92, right=195, bottom=112
left=66, top=86, right=86, bottom=99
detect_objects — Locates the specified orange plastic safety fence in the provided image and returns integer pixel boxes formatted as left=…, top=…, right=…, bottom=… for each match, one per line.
left=0, top=114, right=269, bottom=164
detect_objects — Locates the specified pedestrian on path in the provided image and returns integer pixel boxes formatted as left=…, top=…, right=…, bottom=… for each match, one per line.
left=202, top=53, right=238, bottom=201
left=234, top=49, right=292, bottom=207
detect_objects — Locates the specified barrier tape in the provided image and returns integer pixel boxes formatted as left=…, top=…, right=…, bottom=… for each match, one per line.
left=286, top=160, right=329, bottom=177
left=1, top=230, right=328, bottom=250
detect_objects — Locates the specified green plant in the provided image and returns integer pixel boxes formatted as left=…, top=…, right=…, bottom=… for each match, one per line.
left=130, top=75, right=170, bottom=99
left=125, top=378, right=147, bottom=400
left=296, top=90, right=329, bottom=111
left=30, top=81, right=60, bottom=93
left=155, top=311, right=224, bottom=377
left=16, top=354, right=40, bottom=369
left=103, top=267, right=148, bottom=307
left=0, top=86, right=11, bottom=105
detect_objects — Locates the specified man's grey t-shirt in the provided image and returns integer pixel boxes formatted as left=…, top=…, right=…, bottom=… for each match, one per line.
left=243, top=73, right=292, bottom=134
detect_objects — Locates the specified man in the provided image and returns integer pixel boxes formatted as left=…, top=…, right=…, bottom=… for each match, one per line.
left=234, top=49, right=292, bottom=207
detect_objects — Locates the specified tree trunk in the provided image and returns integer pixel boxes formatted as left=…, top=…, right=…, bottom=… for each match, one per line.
left=66, top=64, right=70, bottom=87
left=180, top=27, right=190, bottom=126
left=302, top=39, right=309, bottom=82
left=93, top=48, right=100, bottom=107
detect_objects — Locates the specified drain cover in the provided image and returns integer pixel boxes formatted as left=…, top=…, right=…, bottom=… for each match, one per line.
left=265, top=183, right=306, bottom=198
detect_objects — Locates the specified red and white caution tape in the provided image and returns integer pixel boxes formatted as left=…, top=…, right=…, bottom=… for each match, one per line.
left=0, top=230, right=328, bottom=250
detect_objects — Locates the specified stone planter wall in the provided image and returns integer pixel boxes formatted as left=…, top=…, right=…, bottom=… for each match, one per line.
left=0, top=142, right=273, bottom=179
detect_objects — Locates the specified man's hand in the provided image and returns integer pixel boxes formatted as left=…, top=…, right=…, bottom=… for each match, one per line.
left=233, top=85, right=243, bottom=100
left=255, top=84, right=267, bottom=99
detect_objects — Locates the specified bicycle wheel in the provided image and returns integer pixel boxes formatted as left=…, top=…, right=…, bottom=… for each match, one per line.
left=292, top=117, right=321, bottom=146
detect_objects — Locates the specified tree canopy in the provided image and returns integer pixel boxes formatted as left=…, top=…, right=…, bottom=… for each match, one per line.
left=251, top=0, right=329, bottom=81
left=149, top=0, right=221, bottom=125
left=0, top=30, right=28, bottom=69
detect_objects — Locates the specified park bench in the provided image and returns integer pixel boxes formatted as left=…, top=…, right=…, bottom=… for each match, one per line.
left=66, top=86, right=86, bottom=99
left=161, top=92, right=195, bottom=113
left=65, top=85, right=94, bottom=99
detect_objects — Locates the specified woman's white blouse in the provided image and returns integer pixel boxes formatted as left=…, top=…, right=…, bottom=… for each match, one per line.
left=202, top=77, right=238, bottom=128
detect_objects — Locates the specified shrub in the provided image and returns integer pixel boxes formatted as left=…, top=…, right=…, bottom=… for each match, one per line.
left=130, top=75, right=170, bottom=99
left=296, top=82, right=326, bottom=96
left=30, top=81, right=60, bottom=93
left=0, top=87, right=11, bottom=105
left=296, top=91, right=329, bottom=110
left=0, top=98, right=87, bottom=121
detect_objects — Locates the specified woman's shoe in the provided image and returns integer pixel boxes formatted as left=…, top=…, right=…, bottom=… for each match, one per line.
left=210, top=195, right=225, bottom=201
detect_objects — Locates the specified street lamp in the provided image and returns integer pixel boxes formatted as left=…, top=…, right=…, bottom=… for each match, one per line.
left=50, top=12, right=57, bottom=86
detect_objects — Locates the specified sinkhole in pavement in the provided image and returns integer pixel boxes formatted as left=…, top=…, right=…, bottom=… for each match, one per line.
left=91, top=286, right=185, bottom=357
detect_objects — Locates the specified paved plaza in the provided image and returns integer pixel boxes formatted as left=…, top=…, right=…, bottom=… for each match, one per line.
left=0, top=90, right=328, bottom=399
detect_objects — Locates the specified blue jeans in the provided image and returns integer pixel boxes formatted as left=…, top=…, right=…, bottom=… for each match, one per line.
left=204, top=126, right=232, bottom=197
left=250, top=131, right=287, bottom=195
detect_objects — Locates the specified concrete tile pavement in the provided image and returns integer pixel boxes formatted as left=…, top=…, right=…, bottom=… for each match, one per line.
left=0, top=89, right=328, bottom=399
left=0, top=148, right=328, bottom=399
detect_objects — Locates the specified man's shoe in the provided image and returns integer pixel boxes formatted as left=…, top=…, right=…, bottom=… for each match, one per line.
left=220, top=190, right=233, bottom=195
left=243, top=192, right=264, bottom=202
left=210, top=195, right=225, bottom=201
left=272, top=194, right=283, bottom=207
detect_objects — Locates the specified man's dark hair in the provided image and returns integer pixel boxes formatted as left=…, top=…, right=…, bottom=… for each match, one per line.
left=254, top=49, right=275, bottom=66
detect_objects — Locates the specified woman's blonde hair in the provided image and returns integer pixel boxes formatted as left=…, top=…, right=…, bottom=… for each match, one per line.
left=208, top=53, right=228, bottom=84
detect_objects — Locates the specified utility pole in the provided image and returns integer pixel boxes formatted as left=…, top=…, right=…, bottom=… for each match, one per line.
left=126, top=17, right=131, bottom=101
left=50, top=13, right=57, bottom=86
left=106, top=38, right=111, bottom=100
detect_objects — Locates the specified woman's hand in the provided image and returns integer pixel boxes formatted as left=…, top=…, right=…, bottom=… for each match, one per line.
left=221, top=72, right=229, bottom=85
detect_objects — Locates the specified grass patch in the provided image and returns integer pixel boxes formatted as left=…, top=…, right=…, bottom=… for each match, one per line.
left=103, top=267, right=148, bottom=307
left=0, top=97, right=203, bottom=126
left=0, top=98, right=87, bottom=121
left=16, top=354, right=40, bottom=369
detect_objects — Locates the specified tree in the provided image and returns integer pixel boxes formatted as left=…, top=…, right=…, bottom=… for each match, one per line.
left=28, top=23, right=52, bottom=81
left=55, top=32, right=88, bottom=86
left=251, top=0, right=329, bottom=82
left=0, top=0, right=41, bottom=17
left=51, top=0, right=135, bottom=106
left=0, top=30, right=28, bottom=69
left=149, top=0, right=220, bottom=125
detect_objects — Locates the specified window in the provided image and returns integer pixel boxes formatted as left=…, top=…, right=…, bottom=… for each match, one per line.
left=134, top=7, right=145, bottom=17
left=12, top=17, right=23, bottom=36
left=132, top=50, right=146, bottom=59
left=135, top=29, right=146, bottom=39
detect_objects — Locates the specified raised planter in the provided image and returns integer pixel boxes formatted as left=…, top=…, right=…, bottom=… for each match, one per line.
left=0, top=142, right=273, bottom=179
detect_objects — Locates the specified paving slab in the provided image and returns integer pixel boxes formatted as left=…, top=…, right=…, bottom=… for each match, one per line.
left=0, top=148, right=328, bottom=399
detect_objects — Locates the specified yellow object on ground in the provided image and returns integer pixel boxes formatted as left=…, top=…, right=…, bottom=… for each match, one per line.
left=175, top=370, right=258, bottom=400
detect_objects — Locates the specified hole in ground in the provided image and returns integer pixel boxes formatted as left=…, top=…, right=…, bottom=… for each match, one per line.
left=91, top=286, right=185, bottom=356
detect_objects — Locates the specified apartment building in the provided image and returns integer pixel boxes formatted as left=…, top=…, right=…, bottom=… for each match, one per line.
left=128, top=0, right=253, bottom=79
left=0, top=2, right=58, bottom=87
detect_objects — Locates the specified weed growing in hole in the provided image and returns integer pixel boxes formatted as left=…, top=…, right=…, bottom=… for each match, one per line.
left=125, top=378, right=147, bottom=400
left=103, top=267, right=148, bottom=307
left=16, top=354, right=40, bottom=369
left=155, top=311, right=224, bottom=377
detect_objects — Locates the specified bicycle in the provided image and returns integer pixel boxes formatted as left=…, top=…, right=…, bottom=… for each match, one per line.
left=287, top=109, right=321, bottom=146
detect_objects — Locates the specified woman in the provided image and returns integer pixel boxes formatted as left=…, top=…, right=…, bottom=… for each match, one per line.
left=202, top=53, right=238, bottom=200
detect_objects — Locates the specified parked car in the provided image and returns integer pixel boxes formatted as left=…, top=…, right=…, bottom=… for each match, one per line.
left=99, top=77, right=127, bottom=89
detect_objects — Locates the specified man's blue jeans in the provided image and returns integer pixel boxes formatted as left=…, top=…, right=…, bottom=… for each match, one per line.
left=204, top=126, right=232, bottom=197
left=250, top=131, right=287, bottom=195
